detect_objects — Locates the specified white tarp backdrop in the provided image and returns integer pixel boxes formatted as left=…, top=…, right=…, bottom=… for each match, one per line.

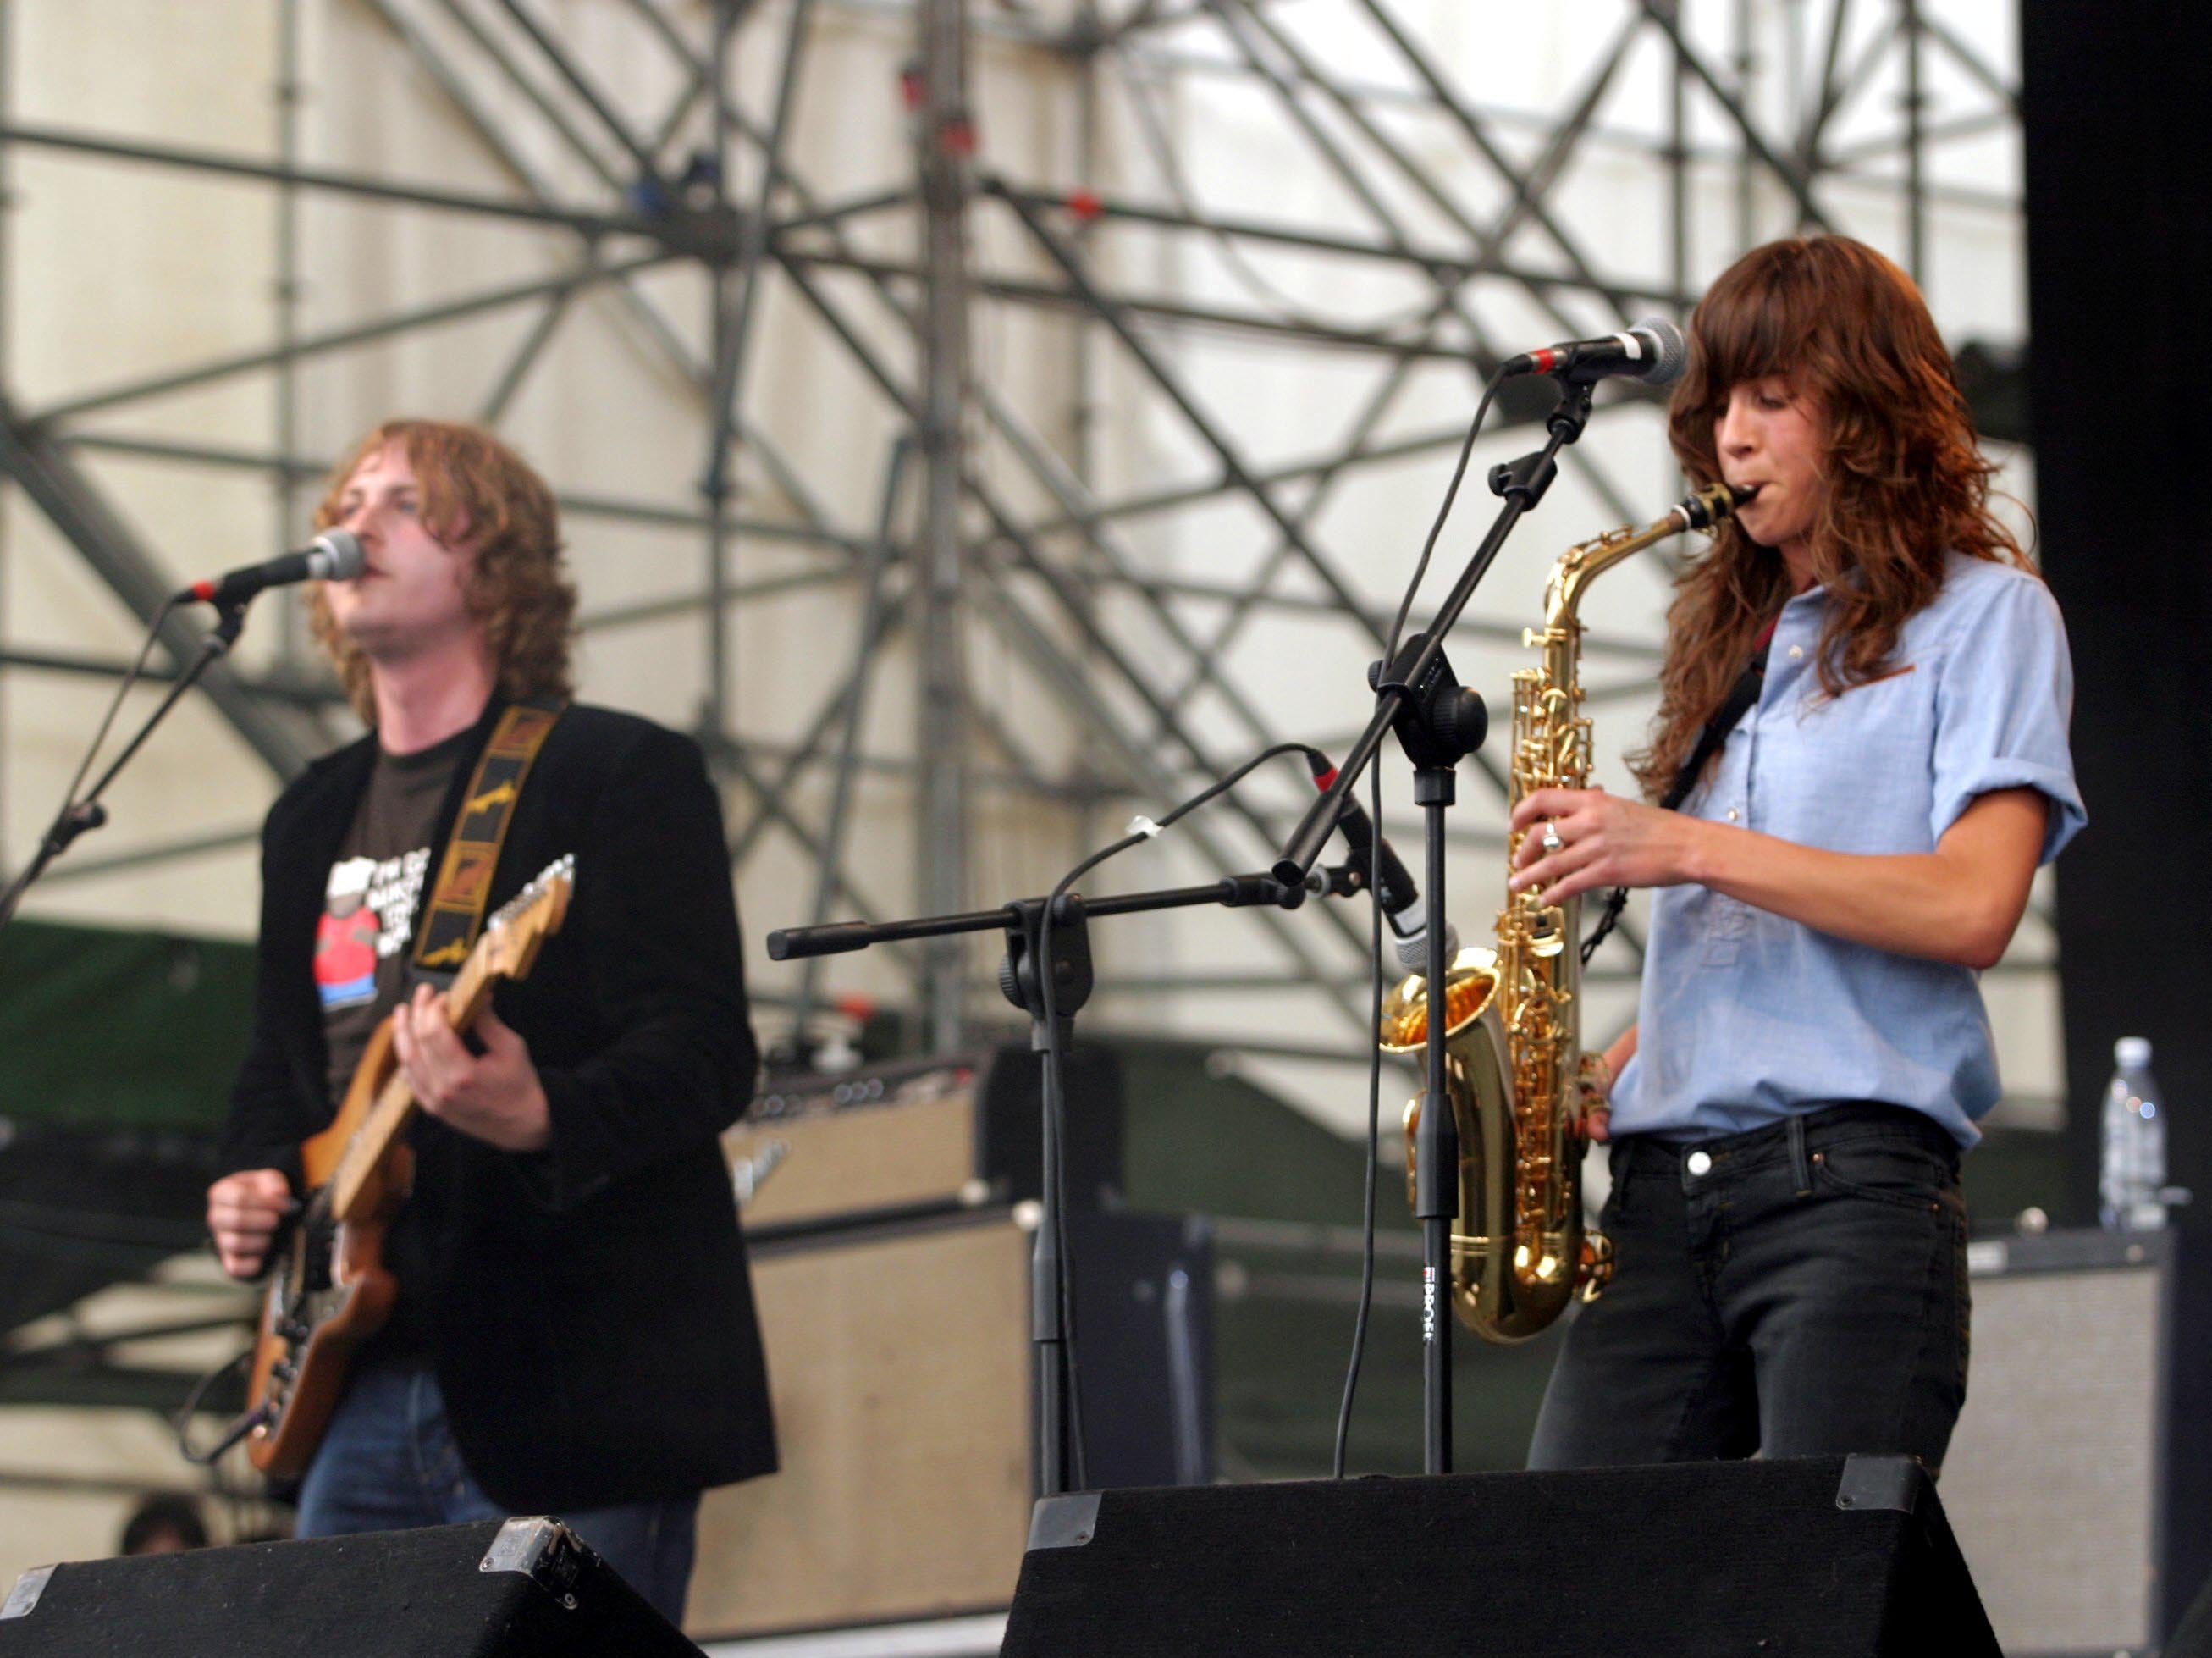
left=0, top=0, right=2051, bottom=1133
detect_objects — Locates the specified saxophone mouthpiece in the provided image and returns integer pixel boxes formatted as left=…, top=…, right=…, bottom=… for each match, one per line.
left=1675, top=482, right=1757, bottom=532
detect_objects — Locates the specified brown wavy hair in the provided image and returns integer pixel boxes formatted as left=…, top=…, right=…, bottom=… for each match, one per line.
left=1633, top=236, right=2030, bottom=795
left=307, top=420, right=576, bottom=723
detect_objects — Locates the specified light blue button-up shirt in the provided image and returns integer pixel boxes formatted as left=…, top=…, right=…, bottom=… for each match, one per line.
left=1608, top=552, right=2086, bottom=1149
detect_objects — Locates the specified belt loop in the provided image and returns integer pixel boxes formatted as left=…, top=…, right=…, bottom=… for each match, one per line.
left=1788, top=1114, right=1812, bottom=1197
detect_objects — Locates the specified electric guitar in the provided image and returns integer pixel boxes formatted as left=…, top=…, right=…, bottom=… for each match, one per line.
left=234, top=854, right=575, bottom=1477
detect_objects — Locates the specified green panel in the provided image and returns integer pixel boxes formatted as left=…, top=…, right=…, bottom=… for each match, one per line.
left=0, top=919, right=252, bottom=1130
left=1115, top=1038, right=1418, bottom=1230
left=1116, top=1037, right=1550, bottom=1477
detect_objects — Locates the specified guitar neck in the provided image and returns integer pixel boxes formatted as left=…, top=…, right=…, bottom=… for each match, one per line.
left=328, top=950, right=499, bottom=1219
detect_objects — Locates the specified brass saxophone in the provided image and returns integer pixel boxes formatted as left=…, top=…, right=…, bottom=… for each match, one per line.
left=1382, top=481, right=1743, bottom=1342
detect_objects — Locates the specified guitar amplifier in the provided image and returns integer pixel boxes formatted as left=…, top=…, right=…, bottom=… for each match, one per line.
left=725, top=1042, right=1123, bottom=1234
left=1939, top=1226, right=2212, bottom=1655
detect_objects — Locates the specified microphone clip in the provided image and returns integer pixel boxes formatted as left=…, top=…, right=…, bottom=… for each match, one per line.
left=209, top=596, right=250, bottom=644
left=1486, top=381, right=1594, bottom=510
left=1487, top=450, right=1558, bottom=509
left=1486, top=383, right=1592, bottom=506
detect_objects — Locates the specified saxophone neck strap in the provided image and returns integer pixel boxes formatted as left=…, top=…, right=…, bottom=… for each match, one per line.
left=1658, top=619, right=1777, bottom=812
left=409, top=698, right=565, bottom=982
left=1583, top=620, right=1776, bottom=966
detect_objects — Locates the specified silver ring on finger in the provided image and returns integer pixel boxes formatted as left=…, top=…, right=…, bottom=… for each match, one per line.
left=1540, top=821, right=1564, bottom=854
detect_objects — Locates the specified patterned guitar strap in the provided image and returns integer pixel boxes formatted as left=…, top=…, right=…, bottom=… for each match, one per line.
left=410, top=698, right=565, bottom=987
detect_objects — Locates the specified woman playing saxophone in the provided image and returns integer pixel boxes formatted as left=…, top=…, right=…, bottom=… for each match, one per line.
left=1511, top=236, right=2083, bottom=1473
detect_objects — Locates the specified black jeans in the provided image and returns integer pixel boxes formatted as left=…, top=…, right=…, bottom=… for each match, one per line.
left=1527, top=1103, right=1970, bottom=1473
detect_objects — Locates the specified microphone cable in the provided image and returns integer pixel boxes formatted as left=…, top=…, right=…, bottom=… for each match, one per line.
left=0, top=599, right=177, bottom=936
left=1332, top=367, right=1504, bottom=1479
left=1036, top=738, right=1329, bottom=1491
left=1330, top=753, right=1388, bottom=1480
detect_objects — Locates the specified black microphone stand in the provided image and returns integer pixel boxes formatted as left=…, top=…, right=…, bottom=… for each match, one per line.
left=769, top=865, right=1358, bottom=1497
left=1271, top=378, right=1596, bottom=1475
left=0, top=600, right=250, bottom=940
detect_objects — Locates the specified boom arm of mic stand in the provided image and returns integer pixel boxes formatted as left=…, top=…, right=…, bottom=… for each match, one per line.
left=766, top=873, right=1325, bottom=961
left=1272, top=379, right=1594, bottom=887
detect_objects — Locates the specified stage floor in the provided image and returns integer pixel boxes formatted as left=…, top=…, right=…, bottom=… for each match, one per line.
left=699, top=1611, right=1006, bottom=1658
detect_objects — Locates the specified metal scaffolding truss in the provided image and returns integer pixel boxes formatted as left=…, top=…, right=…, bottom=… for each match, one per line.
left=0, top=0, right=2037, bottom=1060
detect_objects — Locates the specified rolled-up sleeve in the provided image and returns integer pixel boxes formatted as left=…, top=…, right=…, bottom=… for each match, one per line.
left=1929, top=571, right=2086, bottom=862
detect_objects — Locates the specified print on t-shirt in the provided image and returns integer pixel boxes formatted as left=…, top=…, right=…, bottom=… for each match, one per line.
left=313, top=847, right=433, bottom=1010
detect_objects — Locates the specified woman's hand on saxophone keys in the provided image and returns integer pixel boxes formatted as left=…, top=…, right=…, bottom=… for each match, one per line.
left=1507, top=786, right=1707, bottom=905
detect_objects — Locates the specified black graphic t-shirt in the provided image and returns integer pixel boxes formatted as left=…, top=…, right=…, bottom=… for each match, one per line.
left=316, top=729, right=471, bottom=1104
left=313, top=728, right=470, bottom=1362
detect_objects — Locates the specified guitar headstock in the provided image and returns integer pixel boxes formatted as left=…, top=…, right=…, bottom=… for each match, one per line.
left=475, top=854, right=576, bottom=986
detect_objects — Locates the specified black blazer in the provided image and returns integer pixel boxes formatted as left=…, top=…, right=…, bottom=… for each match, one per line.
left=218, top=697, right=776, bottom=1511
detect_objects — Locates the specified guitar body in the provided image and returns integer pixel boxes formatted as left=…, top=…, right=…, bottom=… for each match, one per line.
left=245, top=1023, right=411, bottom=1478
left=229, top=854, right=574, bottom=1481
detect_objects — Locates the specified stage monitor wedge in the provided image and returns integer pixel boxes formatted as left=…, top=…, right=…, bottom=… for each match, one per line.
left=0, top=1517, right=700, bottom=1658
left=1003, top=1455, right=1996, bottom=1658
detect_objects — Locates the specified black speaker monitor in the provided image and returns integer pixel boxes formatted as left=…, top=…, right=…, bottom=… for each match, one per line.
left=1004, top=1455, right=1997, bottom=1657
left=0, top=1517, right=701, bottom=1658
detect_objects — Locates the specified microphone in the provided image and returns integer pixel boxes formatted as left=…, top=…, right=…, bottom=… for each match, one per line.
left=177, top=530, right=364, bottom=606
left=1502, top=317, right=1687, bottom=387
left=1307, top=754, right=1459, bottom=974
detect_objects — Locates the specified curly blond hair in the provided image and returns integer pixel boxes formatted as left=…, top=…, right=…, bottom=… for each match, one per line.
left=306, top=420, right=576, bottom=723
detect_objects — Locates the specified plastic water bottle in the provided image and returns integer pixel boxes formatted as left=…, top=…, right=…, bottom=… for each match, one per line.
left=2099, top=1036, right=2168, bottom=1231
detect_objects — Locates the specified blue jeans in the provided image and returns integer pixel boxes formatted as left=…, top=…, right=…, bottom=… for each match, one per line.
left=1528, top=1102, right=1971, bottom=1472
left=295, top=1359, right=699, bottom=1624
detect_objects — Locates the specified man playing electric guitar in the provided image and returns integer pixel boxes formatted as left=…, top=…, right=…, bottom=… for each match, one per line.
left=204, top=420, right=775, bottom=1622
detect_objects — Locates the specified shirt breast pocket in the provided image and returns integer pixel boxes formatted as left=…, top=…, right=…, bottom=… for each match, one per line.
left=1776, top=664, right=1933, bottom=854
left=1701, top=896, right=1756, bottom=966
left=1672, top=884, right=1756, bottom=968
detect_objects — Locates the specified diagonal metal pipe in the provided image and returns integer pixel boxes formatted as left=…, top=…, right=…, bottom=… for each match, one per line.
left=30, top=252, right=676, bottom=427
left=1208, top=0, right=1647, bottom=525
left=990, top=184, right=1377, bottom=636
left=775, top=256, right=1376, bottom=1025
left=792, top=439, right=916, bottom=1032
left=477, top=285, right=581, bottom=424
left=431, top=0, right=631, bottom=194
left=1639, top=0, right=1839, bottom=231
left=0, top=406, right=327, bottom=779
left=497, top=0, right=668, bottom=185
left=0, top=120, right=654, bottom=237
left=659, top=36, right=1438, bottom=900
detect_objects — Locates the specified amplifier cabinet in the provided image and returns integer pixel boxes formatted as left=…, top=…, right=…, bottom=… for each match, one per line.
left=726, top=1044, right=1123, bottom=1233
left=1940, top=1227, right=2212, bottom=1656
left=686, top=1207, right=1211, bottom=1643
